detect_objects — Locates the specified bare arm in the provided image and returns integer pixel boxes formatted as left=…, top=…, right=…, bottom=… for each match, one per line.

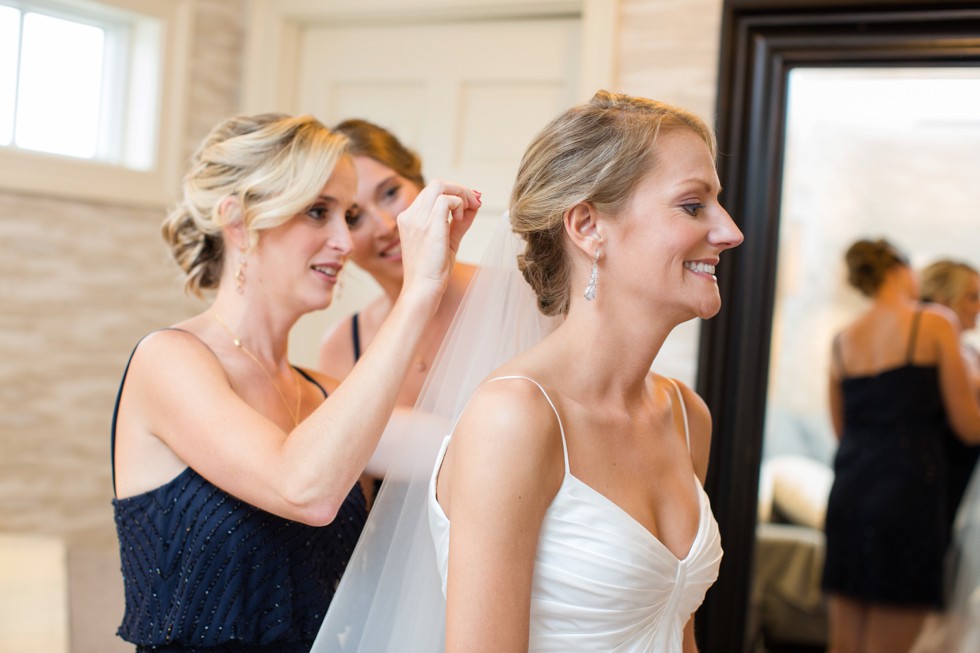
left=926, top=308, right=980, bottom=443
left=682, top=616, right=698, bottom=652
left=120, top=182, right=480, bottom=525
left=440, top=379, right=565, bottom=653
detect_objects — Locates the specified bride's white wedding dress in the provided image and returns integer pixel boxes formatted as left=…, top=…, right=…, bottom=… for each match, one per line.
left=428, top=376, right=723, bottom=652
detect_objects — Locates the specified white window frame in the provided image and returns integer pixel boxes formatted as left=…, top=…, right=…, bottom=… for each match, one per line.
left=0, top=0, right=191, bottom=207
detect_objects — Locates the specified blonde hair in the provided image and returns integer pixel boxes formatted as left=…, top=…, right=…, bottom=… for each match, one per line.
left=334, top=118, right=425, bottom=188
left=510, top=90, right=716, bottom=316
left=844, top=238, right=910, bottom=297
left=921, top=259, right=979, bottom=306
left=161, top=113, right=348, bottom=296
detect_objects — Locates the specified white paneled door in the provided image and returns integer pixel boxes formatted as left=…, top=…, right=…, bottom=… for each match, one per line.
left=289, top=16, right=582, bottom=365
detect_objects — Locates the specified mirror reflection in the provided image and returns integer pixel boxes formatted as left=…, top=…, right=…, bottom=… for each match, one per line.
left=752, top=67, right=980, bottom=653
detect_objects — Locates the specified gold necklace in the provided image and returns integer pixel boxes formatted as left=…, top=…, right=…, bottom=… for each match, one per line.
left=212, top=313, right=301, bottom=426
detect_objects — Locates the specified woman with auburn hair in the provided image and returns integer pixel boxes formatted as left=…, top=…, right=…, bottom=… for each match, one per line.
left=318, top=119, right=476, bottom=505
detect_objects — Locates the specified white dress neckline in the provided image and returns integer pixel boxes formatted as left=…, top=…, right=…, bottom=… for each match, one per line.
left=427, top=375, right=723, bottom=652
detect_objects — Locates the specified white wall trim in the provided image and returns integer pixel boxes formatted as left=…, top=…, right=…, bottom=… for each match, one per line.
left=241, top=0, right=618, bottom=114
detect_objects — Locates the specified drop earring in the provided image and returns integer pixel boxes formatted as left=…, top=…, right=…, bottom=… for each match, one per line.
left=584, top=246, right=600, bottom=301
left=235, top=250, right=247, bottom=294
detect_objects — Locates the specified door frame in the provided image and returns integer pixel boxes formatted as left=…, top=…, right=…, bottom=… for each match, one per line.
left=699, top=1, right=980, bottom=651
left=240, top=0, right=618, bottom=113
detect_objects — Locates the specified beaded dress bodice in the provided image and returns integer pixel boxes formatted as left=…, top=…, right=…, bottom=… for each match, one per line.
left=111, top=337, right=366, bottom=652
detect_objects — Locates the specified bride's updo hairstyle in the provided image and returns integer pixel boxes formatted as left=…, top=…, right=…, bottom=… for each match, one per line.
left=510, top=90, right=715, bottom=316
left=845, top=238, right=910, bottom=298
left=162, top=113, right=348, bottom=296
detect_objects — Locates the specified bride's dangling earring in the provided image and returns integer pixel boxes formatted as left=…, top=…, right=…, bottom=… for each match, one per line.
left=584, top=245, right=600, bottom=301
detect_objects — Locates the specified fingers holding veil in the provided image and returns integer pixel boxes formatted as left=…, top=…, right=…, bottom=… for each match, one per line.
left=397, top=181, right=481, bottom=300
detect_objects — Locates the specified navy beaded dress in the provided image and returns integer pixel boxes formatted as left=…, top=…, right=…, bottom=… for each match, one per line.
left=112, top=340, right=366, bottom=652
left=822, top=312, right=951, bottom=608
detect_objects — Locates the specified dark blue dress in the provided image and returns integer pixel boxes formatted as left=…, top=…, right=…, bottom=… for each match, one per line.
left=822, top=312, right=951, bottom=608
left=112, top=336, right=366, bottom=652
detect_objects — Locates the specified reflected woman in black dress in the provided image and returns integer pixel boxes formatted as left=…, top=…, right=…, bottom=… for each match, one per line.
left=822, top=239, right=980, bottom=653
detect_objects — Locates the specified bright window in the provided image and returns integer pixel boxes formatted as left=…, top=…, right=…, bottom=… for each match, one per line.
left=0, top=0, right=189, bottom=206
left=0, top=1, right=160, bottom=168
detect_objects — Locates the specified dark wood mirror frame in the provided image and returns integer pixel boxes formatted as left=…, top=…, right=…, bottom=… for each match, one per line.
left=696, top=1, right=980, bottom=650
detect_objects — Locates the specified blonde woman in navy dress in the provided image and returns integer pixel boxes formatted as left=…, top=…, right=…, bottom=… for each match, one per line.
left=110, top=113, right=479, bottom=652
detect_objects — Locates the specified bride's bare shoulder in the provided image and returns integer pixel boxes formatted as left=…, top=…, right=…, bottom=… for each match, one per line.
left=450, top=374, right=564, bottom=461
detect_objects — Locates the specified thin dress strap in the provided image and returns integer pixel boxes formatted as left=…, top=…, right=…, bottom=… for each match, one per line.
left=906, top=310, right=923, bottom=364
left=486, top=375, right=570, bottom=474
left=294, top=367, right=328, bottom=399
left=111, top=340, right=144, bottom=498
left=666, top=377, right=692, bottom=452
left=351, top=313, right=362, bottom=362
left=110, top=327, right=191, bottom=497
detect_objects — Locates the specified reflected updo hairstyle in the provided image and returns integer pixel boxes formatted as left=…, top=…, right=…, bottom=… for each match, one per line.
left=333, top=118, right=425, bottom=188
left=510, top=90, right=715, bottom=316
left=162, top=113, right=348, bottom=296
left=845, top=238, right=910, bottom=297
left=921, top=259, right=979, bottom=306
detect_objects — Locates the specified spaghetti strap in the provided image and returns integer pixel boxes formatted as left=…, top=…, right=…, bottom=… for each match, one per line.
left=351, top=313, right=362, bottom=362
left=486, top=375, right=570, bottom=474
left=110, top=340, right=144, bottom=498
left=110, top=327, right=194, bottom=497
left=294, top=367, right=328, bottom=399
left=666, top=378, right=692, bottom=452
left=906, top=310, right=923, bottom=364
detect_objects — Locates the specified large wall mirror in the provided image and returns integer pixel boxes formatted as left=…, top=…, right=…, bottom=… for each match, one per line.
left=697, top=2, right=980, bottom=651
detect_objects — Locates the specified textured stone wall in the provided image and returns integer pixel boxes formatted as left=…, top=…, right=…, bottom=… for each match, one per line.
left=0, top=1, right=246, bottom=651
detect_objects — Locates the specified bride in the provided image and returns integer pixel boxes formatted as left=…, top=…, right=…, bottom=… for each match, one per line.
left=313, top=91, right=743, bottom=652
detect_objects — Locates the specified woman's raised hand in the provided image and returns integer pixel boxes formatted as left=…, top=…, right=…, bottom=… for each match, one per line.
left=397, top=180, right=481, bottom=304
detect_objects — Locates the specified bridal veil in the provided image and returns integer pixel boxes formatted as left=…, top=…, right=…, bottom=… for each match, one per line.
left=311, top=212, right=559, bottom=652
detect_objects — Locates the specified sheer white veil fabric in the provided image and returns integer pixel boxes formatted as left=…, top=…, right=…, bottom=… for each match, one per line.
left=943, top=467, right=980, bottom=652
left=311, top=212, right=560, bottom=653
left=913, top=466, right=980, bottom=653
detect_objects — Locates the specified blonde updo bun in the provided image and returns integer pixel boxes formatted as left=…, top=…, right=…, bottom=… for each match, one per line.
left=845, top=238, right=909, bottom=297
left=161, top=113, right=348, bottom=296
left=509, top=90, right=715, bottom=316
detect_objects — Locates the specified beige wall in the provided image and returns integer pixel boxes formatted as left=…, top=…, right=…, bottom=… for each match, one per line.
left=0, top=1, right=245, bottom=651
left=0, top=0, right=723, bottom=650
